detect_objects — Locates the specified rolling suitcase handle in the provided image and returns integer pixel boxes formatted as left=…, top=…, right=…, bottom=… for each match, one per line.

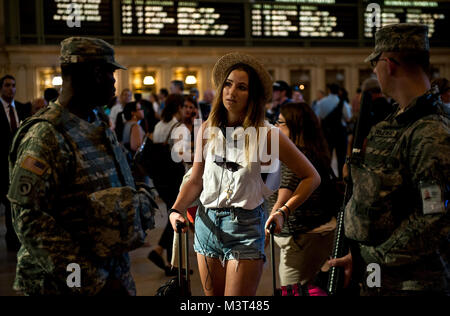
left=269, top=222, right=277, bottom=296
left=176, top=220, right=191, bottom=296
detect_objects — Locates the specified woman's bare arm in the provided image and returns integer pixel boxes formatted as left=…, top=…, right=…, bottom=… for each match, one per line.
left=265, top=129, right=321, bottom=234
left=169, top=121, right=208, bottom=232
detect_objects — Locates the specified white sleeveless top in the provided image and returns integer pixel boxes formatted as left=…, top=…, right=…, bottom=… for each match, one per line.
left=199, top=122, right=280, bottom=210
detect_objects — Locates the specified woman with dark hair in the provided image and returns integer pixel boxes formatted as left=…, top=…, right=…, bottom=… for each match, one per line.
left=271, top=102, right=337, bottom=288
left=121, top=102, right=145, bottom=154
left=168, top=53, right=320, bottom=296
left=147, top=93, right=186, bottom=275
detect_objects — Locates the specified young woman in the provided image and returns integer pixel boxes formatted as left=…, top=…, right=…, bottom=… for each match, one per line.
left=119, top=102, right=147, bottom=183
left=121, top=102, right=146, bottom=154
left=271, top=102, right=337, bottom=288
left=168, top=52, right=320, bottom=296
left=147, top=94, right=186, bottom=275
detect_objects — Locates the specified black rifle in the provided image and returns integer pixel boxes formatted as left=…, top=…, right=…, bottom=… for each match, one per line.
left=327, top=91, right=372, bottom=296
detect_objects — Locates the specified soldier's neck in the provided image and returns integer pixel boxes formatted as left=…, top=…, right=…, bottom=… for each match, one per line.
left=60, top=88, right=96, bottom=122
left=393, top=74, right=430, bottom=110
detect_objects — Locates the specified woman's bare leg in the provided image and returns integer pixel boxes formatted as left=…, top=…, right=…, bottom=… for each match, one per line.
left=224, top=259, right=264, bottom=296
left=197, top=254, right=227, bottom=296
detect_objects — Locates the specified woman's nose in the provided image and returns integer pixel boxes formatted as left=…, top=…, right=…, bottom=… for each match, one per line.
left=229, top=85, right=237, bottom=96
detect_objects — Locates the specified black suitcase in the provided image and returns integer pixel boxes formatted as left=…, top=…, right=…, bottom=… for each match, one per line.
left=155, top=221, right=191, bottom=296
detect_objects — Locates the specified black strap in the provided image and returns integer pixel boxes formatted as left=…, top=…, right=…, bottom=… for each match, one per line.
left=164, top=121, right=182, bottom=145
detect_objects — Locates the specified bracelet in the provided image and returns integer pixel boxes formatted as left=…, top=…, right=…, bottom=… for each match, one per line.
left=168, top=209, right=181, bottom=217
left=283, top=204, right=291, bottom=216
left=275, top=208, right=287, bottom=222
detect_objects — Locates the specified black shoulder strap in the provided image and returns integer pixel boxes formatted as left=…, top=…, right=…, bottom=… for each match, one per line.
left=164, top=121, right=182, bottom=144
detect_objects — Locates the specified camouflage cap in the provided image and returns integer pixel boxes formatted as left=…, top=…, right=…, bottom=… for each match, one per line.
left=60, top=37, right=126, bottom=70
left=364, top=23, right=429, bottom=63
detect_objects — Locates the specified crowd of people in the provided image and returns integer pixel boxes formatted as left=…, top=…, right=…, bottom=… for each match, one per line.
left=1, top=22, right=449, bottom=296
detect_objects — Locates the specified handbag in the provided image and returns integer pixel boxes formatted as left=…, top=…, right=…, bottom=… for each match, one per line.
left=134, top=122, right=185, bottom=184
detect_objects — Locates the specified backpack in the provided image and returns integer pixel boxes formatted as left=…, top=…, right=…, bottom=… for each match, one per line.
left=134, top=123, right=185, bottom=185
left=321, top=99, right=345, bottom=140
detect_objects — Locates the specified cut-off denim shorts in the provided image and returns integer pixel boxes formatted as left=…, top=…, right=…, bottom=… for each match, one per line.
left=193, top=204, right=267, bottom=264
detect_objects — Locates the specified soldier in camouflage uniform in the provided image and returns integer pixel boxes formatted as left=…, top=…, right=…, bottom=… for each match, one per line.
left=330, top=23, right=450, bottom=295
left=7, top=37, right=157, bottom=295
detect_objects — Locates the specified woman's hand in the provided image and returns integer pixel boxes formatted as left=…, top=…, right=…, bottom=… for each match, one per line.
left=169, top=211, right=188, bottom=233
left=328, top=252, right=353, bottom=288
left=264, top=211, right=284, bottom=242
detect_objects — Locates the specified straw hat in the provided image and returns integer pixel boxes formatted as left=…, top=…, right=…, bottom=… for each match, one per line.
left=212, top=52, right=273, bottom=102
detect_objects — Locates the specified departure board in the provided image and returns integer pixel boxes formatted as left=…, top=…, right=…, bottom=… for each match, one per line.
left=251, top=1, right=358, bottom=39
left=44, top=0, right=113, bottom=35
left=121, top=1, right=245, bottom=37
left=21, top=0, right=450, bottom=46
left=364, top=1, right=450, bottom=43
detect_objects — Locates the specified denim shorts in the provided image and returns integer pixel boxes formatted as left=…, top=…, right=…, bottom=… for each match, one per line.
left=193, top=205, right=267, bottom=263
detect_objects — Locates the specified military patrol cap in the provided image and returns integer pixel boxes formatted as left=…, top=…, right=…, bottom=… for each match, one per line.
left=365, top=23, right=429, bottom=63
left=60, top=37, right=126, bottom=70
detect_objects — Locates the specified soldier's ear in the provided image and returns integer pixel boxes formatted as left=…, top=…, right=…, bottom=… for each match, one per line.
left=92, top=65, right=104, bottom=85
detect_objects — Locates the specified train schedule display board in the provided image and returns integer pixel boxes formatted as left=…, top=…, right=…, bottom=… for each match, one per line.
left=27, top=0, right=450, bottom=46
left=121, top=0, right=245, bottom=38
left=43, top=0, right=114, bottom=36
left=251, top=0, right=358, bottom=40
left=364, top=1, right=450, bottom=46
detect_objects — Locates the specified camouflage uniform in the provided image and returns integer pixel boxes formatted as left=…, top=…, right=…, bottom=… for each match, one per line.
left=345, top=24, right=450, bottom=295
left=7, top=38, right=156, bottom=295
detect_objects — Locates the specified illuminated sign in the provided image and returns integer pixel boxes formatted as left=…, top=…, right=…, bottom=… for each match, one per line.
left=252, top=2, right=357, bottom=38
left=121, top=0, right=244, bottom=37
left=44, top=0, right=113, bottom=35
left=364, top=1, right=449, bottom=39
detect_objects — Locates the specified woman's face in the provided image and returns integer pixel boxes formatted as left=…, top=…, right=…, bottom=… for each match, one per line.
left=275, top=113, right=290, bottom=138
left=183, top=100, right=195, bottom=120
left=134, top=104, right=145, bottom=121
left=222, top=69, right=249, bottom=117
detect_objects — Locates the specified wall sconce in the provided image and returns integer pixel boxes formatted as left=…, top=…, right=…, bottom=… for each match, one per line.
left=52, top=75, right=63, bottom=86
left=185, top=75, right=197, bottom=85
left=143, top=75, right=155, bottom=85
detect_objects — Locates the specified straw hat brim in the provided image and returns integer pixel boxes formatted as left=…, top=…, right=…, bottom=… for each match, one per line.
left=212, top=52, right=273, bottom=103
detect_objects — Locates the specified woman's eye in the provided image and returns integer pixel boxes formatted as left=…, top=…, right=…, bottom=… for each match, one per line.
left=238, top=85, right=248, bottom=91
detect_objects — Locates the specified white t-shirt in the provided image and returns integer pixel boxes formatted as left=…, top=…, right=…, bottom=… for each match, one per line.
left=199, top=122, right=279, bottom=210
left=109, top=103, right=124, bottom=128
left=153, top=117, right=179, bottom=143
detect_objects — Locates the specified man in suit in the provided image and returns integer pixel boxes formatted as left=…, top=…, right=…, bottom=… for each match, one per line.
left=1, top=74, right=29, bottom=251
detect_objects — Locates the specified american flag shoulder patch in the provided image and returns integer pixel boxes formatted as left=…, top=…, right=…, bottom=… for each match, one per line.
left=20, top=155, right=49, bottom=176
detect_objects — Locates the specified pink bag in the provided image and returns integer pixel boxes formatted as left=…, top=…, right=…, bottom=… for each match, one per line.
left=278, top=283, right=328, bottom=296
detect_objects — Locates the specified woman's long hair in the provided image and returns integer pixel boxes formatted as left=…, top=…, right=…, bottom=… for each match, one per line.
left=207, top=63, right=266, bottom=130
left=280, top=102, right=331, bottom=169
left=123, top=102, right=138, bottom=121
left=205, top=63, right=267, bottom=163
left=161, top=94, right=184, bottom=123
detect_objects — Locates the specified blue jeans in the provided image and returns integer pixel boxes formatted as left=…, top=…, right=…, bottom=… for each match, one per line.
left=193, top=205, right=266, bottom=264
